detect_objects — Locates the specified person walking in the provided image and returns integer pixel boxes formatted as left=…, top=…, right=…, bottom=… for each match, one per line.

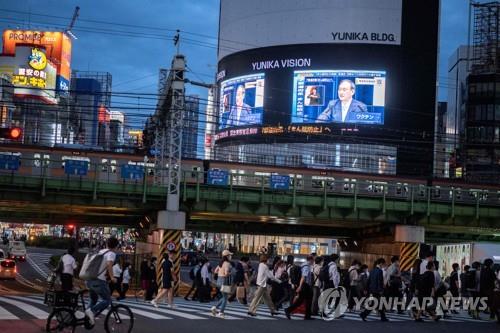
left=311, top=256, right=323, bottom=316
left=60, top=245, right=78, bottom=292
left=199, top=258, right=212, bottom=302
left=139, top=257, right=150, bottom=300
left=347, top=260, right=361, bottom=311
left=480, top=258, right=497, bottom=320
left=84, top=237, right=119, bottom=326
left=211, top=250, right=233, bottom=318
left=285, top=255, right=314, bottom=320
left=386, top=256, right=404, bottom=314
left=185, top=261, right=202, bottom=301
left=151, top=251, right=177, bottom=308
left=360, top=258, right=389, bottom=322
left=326, top=254, right=341, bottom=290
left=248, top=254, right=281, bottom=317
left=414, top=261, right=441, bottom=322
left=449, top=263, right=460, bottom=314
left=119, top=262, right=131, bottom=300
left=110, top=260, right=122, bottom=298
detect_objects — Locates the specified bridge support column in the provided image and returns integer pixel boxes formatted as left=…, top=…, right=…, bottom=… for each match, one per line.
left=156, top=210, right=185, bottom=297
left=399, top=242, right=420, bottom=272
left=395, top=225, right=425, bottom=272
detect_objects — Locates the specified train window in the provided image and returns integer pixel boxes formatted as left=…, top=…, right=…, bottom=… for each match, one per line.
left=101, top=159, right=108, bottom=172
left=191, top=166, right=201, bottom=178
left=432, top=187, right=441, bottom=198
left=418, top=185, right=426, bottom=197
left=33, top=153, right=50, bottom=167
left=110, top=160, right=117, bottom=174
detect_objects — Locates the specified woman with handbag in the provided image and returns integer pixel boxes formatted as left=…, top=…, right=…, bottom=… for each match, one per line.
left=211, top=250, right=233, bottom=318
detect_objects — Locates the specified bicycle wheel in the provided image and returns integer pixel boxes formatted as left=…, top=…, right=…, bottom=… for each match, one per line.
left=46, top=308, right=76, bottom=333
left=104, top=304, right=134, bottom=333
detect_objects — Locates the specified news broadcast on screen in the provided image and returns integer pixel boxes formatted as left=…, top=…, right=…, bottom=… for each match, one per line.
left=218, top=73, right=265, bottom=130
left=291, top=70, right=386, bottom=125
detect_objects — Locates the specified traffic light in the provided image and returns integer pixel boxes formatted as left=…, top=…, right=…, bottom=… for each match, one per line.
left=0, top=127, right=22, bottom=140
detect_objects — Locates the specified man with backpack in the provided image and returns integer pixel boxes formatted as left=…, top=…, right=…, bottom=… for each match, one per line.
left=82, top=237, right=120, bottom=326
left=285, top=255, right=314, bottom=320
left=230, top=257, right=249, bottom=304
left=466, top=262, right=481, bottom=319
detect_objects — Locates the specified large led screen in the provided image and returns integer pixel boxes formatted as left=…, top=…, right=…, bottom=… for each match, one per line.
left=219, top=73, right=265, bottom=130
left=291, top=70, right=386, bottom=125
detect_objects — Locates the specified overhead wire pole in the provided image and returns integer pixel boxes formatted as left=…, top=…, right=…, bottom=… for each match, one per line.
left=155, top=30, right=186, bottom=296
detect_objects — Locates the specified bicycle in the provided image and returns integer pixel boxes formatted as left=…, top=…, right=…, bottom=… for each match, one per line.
left=44, top=289, right=134, bottom=333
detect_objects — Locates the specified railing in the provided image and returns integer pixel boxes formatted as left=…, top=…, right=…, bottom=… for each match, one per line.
left=0, top=156, right=497, bottom=209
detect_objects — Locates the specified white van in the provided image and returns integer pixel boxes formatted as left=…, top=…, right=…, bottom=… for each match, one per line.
left=8, top=241, right=26, bottom=261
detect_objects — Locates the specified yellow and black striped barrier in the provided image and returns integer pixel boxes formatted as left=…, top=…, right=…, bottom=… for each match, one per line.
left=156, top=229, right=182, bottom=296
left=400, top=242, right=420, bottom=272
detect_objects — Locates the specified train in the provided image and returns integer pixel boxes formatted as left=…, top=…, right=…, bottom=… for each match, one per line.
left=0, top=143, right=498, bottom=206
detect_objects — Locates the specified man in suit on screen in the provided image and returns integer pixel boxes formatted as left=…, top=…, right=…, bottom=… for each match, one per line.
left=226, top=84, right=252, bottom=127
left=316, top=79, right=367, bottom=123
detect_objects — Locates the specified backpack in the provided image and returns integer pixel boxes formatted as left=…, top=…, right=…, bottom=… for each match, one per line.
left=233, top=262, right=245, bottom=284
left=319, top=265, right=330, bottom=284
left=342, top=269, right=352, bottom=287
left=195, top=266, right=203, bottom=283
left=465, top=270, right=477, bottom=290
left=79, top=250, right=110, bottom=281
left=289, top=265, right=302, bottom=286
left=54, top=256, right=64, bottom=275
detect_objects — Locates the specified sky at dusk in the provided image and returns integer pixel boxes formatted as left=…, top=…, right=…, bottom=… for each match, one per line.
left=0, top=0, right=478, bottom=132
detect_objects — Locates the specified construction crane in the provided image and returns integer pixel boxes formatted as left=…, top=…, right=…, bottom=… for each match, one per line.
left=65, top=6, right=80, bottom=40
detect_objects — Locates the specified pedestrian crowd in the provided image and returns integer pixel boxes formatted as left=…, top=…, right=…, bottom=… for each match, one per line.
left=149, top=250, right=500, bottom=322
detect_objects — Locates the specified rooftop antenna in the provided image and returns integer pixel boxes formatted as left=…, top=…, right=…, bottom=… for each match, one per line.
left=173, top=29, right=180, bottom=54
left=65, top=6, right=80, bottom=40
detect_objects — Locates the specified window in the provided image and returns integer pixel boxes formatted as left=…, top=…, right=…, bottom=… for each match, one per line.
left=496, top=105, right=500, bottom=120
left=475, top=105, right=481, bottom=121
left=487, top=104, right=494, bottom=121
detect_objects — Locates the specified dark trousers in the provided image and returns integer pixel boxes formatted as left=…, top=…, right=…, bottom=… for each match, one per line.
left=361, top=293, right=387, bottom=320
left=185, top=281, right=198, bottom=300
left=109, top=277, right=122, bottom=297
left=286, top=284, right=313, bottom=319
left=198, top=281, right=211, bottom=302
left=348, top=285, right=359, bottom=310
left=119, top=283, right=129, bottom=299
left=311, top=286, right=321, bottom=315
left=60, top=273, right=73, bottom=291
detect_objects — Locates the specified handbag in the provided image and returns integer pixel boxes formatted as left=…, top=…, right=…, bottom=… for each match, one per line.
left=236, top=285, right=246, bottom=299
left=220, top=275, right=232, bottom=293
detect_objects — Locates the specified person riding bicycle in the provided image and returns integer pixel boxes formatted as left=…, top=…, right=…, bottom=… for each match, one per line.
left=85, top=237, right=119, bottom=325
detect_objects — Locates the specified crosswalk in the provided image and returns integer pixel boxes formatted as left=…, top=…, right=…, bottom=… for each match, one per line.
left=0, top=294, right=496, bottom=323
left=26, top=253, right=53, bottom=278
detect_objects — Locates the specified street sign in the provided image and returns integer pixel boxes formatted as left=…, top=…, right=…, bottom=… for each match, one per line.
left=207, top=169, right=229, bottom=186
left=166, top=241, right=176, bottom=251
left=64, top=160, right=88, bottom=176
left=0, top=154, right=20, bottom=171
left=270, top=174, right=290, bottom=190
left=121, top=164, right=144, bottom=180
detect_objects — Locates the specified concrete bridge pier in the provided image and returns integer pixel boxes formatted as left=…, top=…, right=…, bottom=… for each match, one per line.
left=154, top=210, right=186, bottom=296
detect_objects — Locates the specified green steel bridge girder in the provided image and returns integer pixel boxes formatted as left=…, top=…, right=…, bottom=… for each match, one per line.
left=0, top=175, right=499, bottom=232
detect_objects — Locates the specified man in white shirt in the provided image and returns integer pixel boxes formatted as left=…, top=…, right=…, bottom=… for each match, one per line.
left=247, top=254, right=281, bottom=317
left=60, top=246, right=78, bottom=291
left=85, top=237, right=119, bottom=325
left=420, top=254, right=433, bottom=275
